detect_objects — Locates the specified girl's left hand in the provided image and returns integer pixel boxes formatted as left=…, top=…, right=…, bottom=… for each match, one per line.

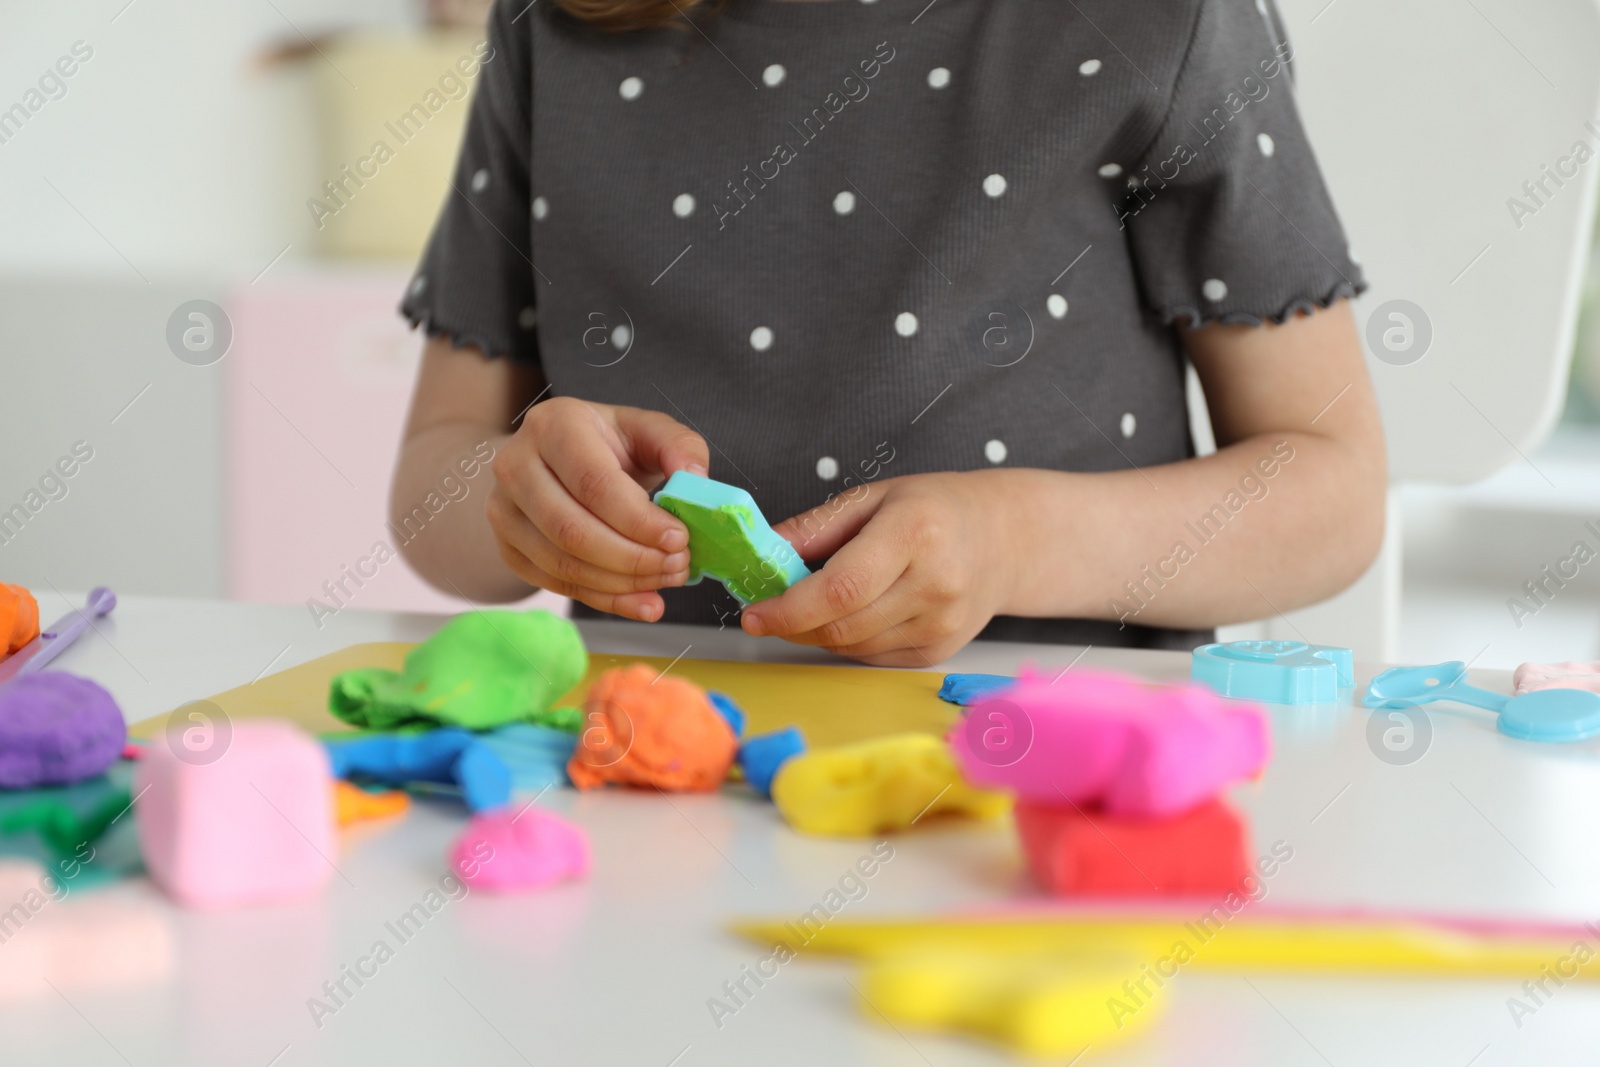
left=742, top=472, right=1025, bottom=666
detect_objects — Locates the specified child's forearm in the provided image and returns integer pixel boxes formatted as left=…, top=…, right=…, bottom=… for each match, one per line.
left=391, top=423, right=530, bottom=604
left=1000, top=430, right=1386, bottom=629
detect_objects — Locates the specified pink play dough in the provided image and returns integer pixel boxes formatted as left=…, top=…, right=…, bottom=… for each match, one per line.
left=450, top=806, right=589, bottom=894
left=1513, top=662, right=1600, bottom=697
left=135, top=720, right=336, bottom=909
left=947, top=669, right=1269, bottom=817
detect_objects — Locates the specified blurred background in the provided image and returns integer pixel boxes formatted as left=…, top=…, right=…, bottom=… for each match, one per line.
left=2, top=0, right=1599, bottom=669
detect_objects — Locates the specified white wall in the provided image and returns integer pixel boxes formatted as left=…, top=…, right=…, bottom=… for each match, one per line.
left=1, top=0, right=418, bottom=598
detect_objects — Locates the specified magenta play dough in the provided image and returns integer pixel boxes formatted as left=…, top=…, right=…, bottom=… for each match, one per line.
left=136, top=720, right=335, bottom=909
left=450, top=806, right=589, bottom=893
left=0, top=672, right=127, bottom=788
left=948, top=668, right=1269, bottom=817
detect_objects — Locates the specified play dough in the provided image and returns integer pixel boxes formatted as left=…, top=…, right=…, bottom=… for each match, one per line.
left=136, top=720, right=335, bottom=909
left=474, top=723, right=577, bottom=793
left=0, top=583, right=39, bottom=656
left=325, top=729, right=512, bottom=812
left=0, top=672, right=127, bottom=788
left=652, top=471, right=810, bottom=604
left=860, top=951, right=1159, bottom=1056
left=450, top=805, right=590, bottom=893
left=709, top=691, right=746, bottom=737
left=567, top=664, right=737, bottom=792
left=0, top=787, right=132, bottom=861
left=1015, top=797, right=1252, bottom=896
left=936, top=673, right=1016, bottom=706
left=770, top=734, right=1009, bottom=837
left=333, top=781, right=410, bottom=826
left=737, top=726, right=806, bottom=799
left=948, top=669, right=1268, bottom=817
left=1514, top=662, right=1600, bottom=696
left=328, top=609, right=587, bottom=731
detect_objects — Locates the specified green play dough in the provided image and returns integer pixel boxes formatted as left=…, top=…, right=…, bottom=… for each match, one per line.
left=329, top=610, right=588, bottom=731
left=656, top=498, right=795, bottom=603
left=1, top=786, right=132, bottom=860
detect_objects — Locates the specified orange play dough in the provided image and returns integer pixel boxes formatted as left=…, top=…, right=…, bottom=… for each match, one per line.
left=0, top=584, right=39, bottom=656
left=568, top=664, right=737, bottom=792
left=334, top=780, right=410, bottom=826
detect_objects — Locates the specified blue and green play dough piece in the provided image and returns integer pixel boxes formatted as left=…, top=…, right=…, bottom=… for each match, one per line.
left=653, top=472, right=811, bottom=605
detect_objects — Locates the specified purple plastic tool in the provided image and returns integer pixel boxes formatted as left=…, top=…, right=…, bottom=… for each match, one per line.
left=0, top=587, right=117, bottom=684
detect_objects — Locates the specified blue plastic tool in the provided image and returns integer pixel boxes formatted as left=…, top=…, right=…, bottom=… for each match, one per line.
left=1363, top=660, right=1600, bottom=743
left=937, top=673, right=1017, bottom=706
left=737, top=726, right=806, bottom=799
left=709, top=691, right=746, bottom=737
left=652, top=471, right=810, bottom=605
left=1191, top=640, right=1354, bottom=705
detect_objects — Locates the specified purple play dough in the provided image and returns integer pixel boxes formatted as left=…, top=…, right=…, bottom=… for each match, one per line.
left=0, top=672, right=127, bottom=788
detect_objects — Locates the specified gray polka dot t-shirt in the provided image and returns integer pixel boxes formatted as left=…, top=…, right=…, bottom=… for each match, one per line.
left=401, top=0, right=1366, bottom=650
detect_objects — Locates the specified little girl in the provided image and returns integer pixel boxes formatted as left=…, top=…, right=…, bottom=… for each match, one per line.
left=394, top=0, right=1387, bottom=666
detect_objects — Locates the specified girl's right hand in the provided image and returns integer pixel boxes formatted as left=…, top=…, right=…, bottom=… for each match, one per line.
left=486, top=397, right=708, bottom=620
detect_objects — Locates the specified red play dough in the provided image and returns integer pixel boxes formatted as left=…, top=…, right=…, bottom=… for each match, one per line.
left=1015, top=798, right=1252, bottom=896
left=566, top=664, right=737, bottom=792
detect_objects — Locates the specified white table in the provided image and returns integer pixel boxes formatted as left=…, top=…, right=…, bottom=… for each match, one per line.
left=5, top=592, right=1597, bottom=1067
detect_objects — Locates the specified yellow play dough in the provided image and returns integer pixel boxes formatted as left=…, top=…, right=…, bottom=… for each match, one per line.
left=770, top=733, right=1009, bottom=837
left=861, top=951, right=1159, bottom=1057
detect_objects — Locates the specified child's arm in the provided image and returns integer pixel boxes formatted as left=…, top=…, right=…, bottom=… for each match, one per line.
left=745, top=302, right=1386, bottom=666
left=392, top=337, right=705, bottom=617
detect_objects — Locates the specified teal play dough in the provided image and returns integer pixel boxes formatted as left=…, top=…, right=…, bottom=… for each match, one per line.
left=329, top=610, right=588, bottom=731
left=653, top=471, right=811, bottom=605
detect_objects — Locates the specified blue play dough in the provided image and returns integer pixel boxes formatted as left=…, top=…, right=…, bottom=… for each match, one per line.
left=324, top=729, right=513, bottom=812
left=473, top=723, right=577, bottom=793
left=737, top=726, right=806, bottom=799
left=709, top=692, right=746, bottom=738
left=937, top=673, right=1017, bottom=706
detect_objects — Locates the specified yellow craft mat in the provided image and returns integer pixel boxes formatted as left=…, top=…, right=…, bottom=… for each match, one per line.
left=129, top=643, right=956, bottom=746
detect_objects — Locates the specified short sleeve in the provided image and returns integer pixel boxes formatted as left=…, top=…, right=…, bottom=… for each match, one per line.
left=1121, top=0, right=1365, bottom=326
left=399, top=0, right=539, bottom=362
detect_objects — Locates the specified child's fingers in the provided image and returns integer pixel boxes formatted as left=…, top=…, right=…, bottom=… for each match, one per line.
left=770, top=488, right=883, bottom=562
left=743, top=528, right=908, bottom=638
left=496, top=537, right=667, bottom=622
left=512, top=458, right=679, bottom=576
left=491, top=480, right=686, bottom=591
left=520, top=523, right=690, bottom=595
left=543, top=422, right=690, bottom=553
left=620, top=408, right=710, bottom=483
left=776, top=580, right=918, bottom=651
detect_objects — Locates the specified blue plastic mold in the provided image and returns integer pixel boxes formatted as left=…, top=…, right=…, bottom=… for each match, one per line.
left=1191, top=640, right=1354, bottom=704
left=1363, top=660, right=1600, bottom=743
